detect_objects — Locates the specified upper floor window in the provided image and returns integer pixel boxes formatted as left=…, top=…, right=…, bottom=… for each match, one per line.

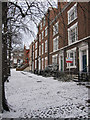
left=35, top=60, right=37, bottom=69
left=39, top=45, right=41, bottom=56
left=42, top=43, right=44, bottom=55
left=39, top=34, right=41, bottom=42
left=40, top=22, right=42, bottom=30
left=42, top=58, right=44, bottom=70
left=45, top=57, right=48, bottom=68
left=43, top=17, right=45, bottom=26
left=45, top=40, right=47, bottom=53
left=35, top=42, right=37, bottom=49
left=35, top=49, right=37, bottom=58
left=53, top=22, right=58, bottom=36
left=33, top=52, right=34, bottom=60
left=68, top=3, right=77, bottom=24
left=42, top=31, right=44, bottom=40
left=45, top=27, right=47, bottom=37
left=53, top=36, right=59, bottom=52
left=68, top=22, right=78, bottom=45
left=33, top=45, right=34, bottom=51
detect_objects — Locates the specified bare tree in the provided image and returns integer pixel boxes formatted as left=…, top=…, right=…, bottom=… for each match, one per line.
left=1, top=0, right=57, bottom=111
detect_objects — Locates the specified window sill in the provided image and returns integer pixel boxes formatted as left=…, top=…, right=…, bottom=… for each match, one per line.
left=53, top=49, right=58, bottom=52
left=68, top=40, right=78, bottom=46
left=66, top=66, right=77, bottom=69
left=68, top=17, right=77, bottom=25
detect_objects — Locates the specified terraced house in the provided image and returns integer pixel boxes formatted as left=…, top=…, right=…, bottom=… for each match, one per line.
left=29, top=1, right=90, bottom=77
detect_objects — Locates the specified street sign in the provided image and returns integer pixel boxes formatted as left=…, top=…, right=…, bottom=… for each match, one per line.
left=66, top=57, right=73, bottom=63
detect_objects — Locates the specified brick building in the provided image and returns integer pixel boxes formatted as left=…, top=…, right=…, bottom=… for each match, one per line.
left=11, top=49, right=24, bottom=68
left=23, top=45, right=30, bottom=64
left=32, top=39, right=38, bottom=72
left=29, top=1, right=90, bottom=74
left=29, top=42, right=33, bottom=71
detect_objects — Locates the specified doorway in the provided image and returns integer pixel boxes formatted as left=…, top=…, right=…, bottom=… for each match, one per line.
left=82, top=50, right=87, bottom=72
left=59, top=55, right=64, bottom=71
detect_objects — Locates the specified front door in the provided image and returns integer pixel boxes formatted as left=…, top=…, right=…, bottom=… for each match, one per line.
left=60, top=56, right=63, bottom=71
left=82, top=50, right=87, bottom=72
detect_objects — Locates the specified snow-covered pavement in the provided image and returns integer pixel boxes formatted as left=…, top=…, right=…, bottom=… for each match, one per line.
left=2, top=69, right=89, bottom=118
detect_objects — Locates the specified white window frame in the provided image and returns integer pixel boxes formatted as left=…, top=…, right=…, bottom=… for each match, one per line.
left=45, top=40, right=47, bottom=53
left=39, top=45, right=41, bottom=56
left=53, top=36, right=59, bottom=52
left=66, top=47, right=76, bottom=68
left=39, top=34, right=41, bottom=42
left=14, top=58, right=17, bottom=63
left=42, top=31, right=44, bottom=40
left=68, top=22, right=78, bottom=45
left=40, top=22, right=42, bottom=30
left=45, top=27, right=47, bottom=37
left=33, top=52, right=34, bottom=60
left=45, top=57, right=48, bottom=68
left=42, top=43, right=44, bottom=55
left=35, top=49, right=37, bottom=58
left=68, top=3, right=77, bottom=25
left=35, top=60, right=37, bottom=69
left=43, top=17, right=45, bottom=26
left=53, top=22, right=59, bottom=36
left=38, top=58, right=41, bottom=70
left=52, top=54, right=58, bottom=64
left=42, top=58, right=44, bottom=70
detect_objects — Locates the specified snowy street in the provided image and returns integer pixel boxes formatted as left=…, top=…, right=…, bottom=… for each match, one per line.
left=2, top=69, right=89, bottom=118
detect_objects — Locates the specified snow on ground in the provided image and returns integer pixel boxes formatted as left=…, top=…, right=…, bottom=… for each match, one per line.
left=2, top=69, right=89, bottom=118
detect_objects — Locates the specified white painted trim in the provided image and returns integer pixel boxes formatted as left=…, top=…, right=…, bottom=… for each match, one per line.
left=68, top=22, right=78, bottom=45
left=50, top=36, right=90, bottom=55
left=68, top=3, right=77, bottom=25
left=67, top=47, right=76, bottom=53
left=59, top=51, right=64, bottom=71
left=52, top=54, right=58, bottom=64
left=66, top=47, right=76, bottom=69
left=79, top=44, right=88, bottom=72
left=66, top=66, right=77, bottom=69
left=53, top=36, right=59, bottom=52
left=53, top=21, right=59, bottom=36
left=68, top=22, right=78, bottom=31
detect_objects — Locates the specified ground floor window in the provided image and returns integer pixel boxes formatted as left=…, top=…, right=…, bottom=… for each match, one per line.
left=45, top=57, right=48, bottom=68
left=42, top=58, right=44, bottom=70
left=67, top=48, right=76, bottom=68
left=52, top=54, right=58, bottom=64
left=35, top=60, right=37, bottom=69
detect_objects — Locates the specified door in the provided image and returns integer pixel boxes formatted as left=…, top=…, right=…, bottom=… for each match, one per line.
left=39, top=58, right=41, bottom=70
left=60, top=56, right=63, bottom=71
left=82, top=50, right=87, bottom=72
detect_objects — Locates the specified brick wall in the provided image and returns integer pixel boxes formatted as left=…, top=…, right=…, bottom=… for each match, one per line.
left=29, top=2, right=90, bottom=73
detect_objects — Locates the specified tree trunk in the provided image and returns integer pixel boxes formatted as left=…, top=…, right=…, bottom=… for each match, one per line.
left=2, top=2, right=9, bottom=111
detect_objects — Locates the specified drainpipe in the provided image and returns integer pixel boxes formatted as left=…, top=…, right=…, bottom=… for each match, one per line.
left=48, top=9, right=50, bottom=65
left=88, top=40, right=90, bottom=75
left=0, top=1, right=3, bottom=112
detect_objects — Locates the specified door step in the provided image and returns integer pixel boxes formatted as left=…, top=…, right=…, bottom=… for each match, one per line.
left=73, top=75, right=79, bottom=82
